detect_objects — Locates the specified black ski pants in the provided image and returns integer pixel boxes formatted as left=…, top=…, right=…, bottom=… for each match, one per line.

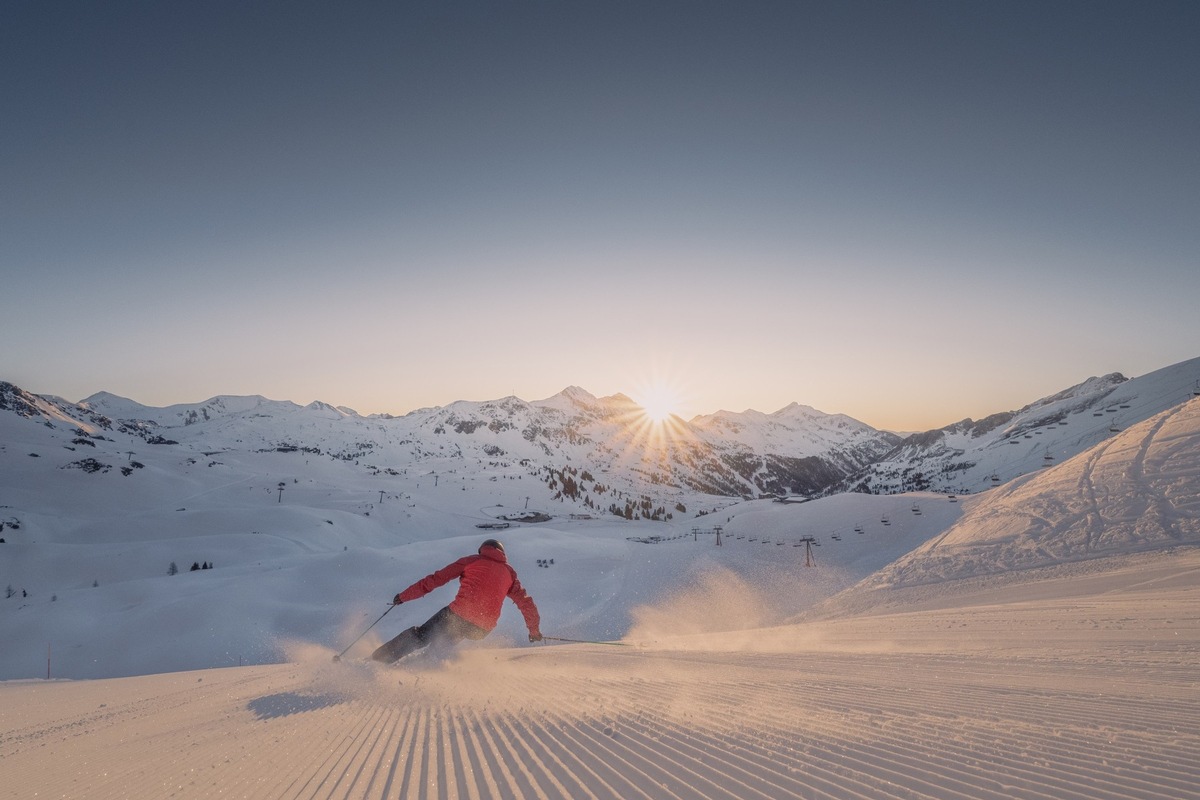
left=370, top=606, right=489, bottom=664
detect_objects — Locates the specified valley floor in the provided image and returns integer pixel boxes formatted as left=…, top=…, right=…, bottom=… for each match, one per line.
left=3, top=551, right=1198, bottom=800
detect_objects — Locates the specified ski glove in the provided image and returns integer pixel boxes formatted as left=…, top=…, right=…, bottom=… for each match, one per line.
left=529, top=632, right=543, bottom=643
left=392, top=595, right=404, bottom=605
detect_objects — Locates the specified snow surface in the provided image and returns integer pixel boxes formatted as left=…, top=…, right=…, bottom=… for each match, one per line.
left=1, top=386, right=1199, bottom=797
left=2, top=547, right=1196, bottom=799
left=845, top=356, right=1200, bottom=495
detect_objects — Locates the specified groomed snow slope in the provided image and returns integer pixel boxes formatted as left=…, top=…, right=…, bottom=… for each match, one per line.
left=2, top=394, right=1198, bottom=798
left=2, top=548, right=1197, bottom=800
left=850, top=396, right=1200, bottom=598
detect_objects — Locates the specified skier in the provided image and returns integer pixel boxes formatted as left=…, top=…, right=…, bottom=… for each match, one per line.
left=371, top=539, right=543, bottom=664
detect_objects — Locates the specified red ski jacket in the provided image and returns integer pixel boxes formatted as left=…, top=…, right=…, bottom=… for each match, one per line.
left=396, top=544, right=541, bottom=636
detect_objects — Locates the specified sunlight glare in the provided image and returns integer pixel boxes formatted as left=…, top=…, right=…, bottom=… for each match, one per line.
left=636, top=384, right=683, bottom=424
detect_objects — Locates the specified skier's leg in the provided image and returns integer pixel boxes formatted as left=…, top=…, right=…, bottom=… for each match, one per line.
left=370, top=626, right=425, bottom=664
left=444, top=609, right=490, bottom=642
left=414, top=606, right=463, bottom=649
left=371, top=607, right=489, bottom=664
left=370, top=606, right=460, bottom=664
left=421, top=609, right=490, bottom=660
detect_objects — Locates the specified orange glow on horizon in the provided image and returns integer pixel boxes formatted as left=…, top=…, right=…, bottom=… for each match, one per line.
left=631, top=372, right=689, bottom=424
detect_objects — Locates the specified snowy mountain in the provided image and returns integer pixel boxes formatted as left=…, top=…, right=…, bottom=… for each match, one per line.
left=15, top=357, right=1198, bottom=516
left=15, top=382, right=902, bottom=511
left=3, top=374, right=1198, bottom=800
left=837, top=356, right=1200, bottom=496
left=0, top=373, right=943, bottom=681
left=848, top=394, right=1200, bottom=595
left=2, top=357, right=1198, bottom=682
left=4, top=358, right=1198, bottom=526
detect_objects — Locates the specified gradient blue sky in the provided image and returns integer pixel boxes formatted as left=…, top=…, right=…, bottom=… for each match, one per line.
left=4, top=1, right=1198, bottom=431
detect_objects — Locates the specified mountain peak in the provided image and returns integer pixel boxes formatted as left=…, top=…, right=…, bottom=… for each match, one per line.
left=559, top=386, right=597, bottom=402
left=600, top=392, right=637, bottom=409
left=535, top=386, right=600, bottom=412
left=80, top=390, right=136, bottom=406
left=771, top=402, right=820, bottom=418
left=304, top=400, right=354, bottom=417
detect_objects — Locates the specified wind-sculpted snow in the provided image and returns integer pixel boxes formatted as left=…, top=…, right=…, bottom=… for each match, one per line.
left=3, top=554, right=1198, bottom=800
left=860, top=397, right=1200, bottom=590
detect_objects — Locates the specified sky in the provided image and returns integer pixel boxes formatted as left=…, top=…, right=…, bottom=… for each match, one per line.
left=3, top=1, right=1198, bottom=432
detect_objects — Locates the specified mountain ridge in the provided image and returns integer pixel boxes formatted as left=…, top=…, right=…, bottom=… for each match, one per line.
left=836, top=357, right=1200, bottom=496
left=6, top=355, right=1200, bottom=505
left=3, top=359, right=1199, bottom=682
left=31, top=382, right=900, bottom=501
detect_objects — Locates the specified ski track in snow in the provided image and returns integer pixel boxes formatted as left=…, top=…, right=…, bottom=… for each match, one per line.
left=4, top=560, right=1198, bottom=800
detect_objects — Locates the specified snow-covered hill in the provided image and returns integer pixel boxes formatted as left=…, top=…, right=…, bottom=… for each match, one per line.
left=820, top=394, right=1200, bottom=619
left=839, top=356, right=1200, bottom=495
left=5, top=562, right=1198, bottom=800
left=2, top=450, right=1197, bottom=799
left=3, top=365, right=1200, bottom=798
left=0, top=376, right=918, bottom=681
left=2, top=358, right=1197, bottom=683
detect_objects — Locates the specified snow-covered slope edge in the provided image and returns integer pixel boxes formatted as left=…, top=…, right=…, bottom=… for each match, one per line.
left=839, top=356, right=1200, bottom=495
left=833, top=396, right=1200, bottom=609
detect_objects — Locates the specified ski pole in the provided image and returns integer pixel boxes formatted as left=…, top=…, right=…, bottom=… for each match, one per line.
left=333, top=604, right=396, bottom=662
left=542, top=636, right=632, bottom=647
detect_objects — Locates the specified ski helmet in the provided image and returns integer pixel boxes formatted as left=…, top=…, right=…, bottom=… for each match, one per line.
left=479, top=538, right=505, bottom=554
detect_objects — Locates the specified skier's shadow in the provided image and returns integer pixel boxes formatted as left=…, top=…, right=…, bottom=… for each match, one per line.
left=247, top=691, right=347, bottom=720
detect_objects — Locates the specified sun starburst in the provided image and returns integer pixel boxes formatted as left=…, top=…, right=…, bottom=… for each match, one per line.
left=635, top=384, right=683, bottom=424
left=602, top=375, right=697, bottom=475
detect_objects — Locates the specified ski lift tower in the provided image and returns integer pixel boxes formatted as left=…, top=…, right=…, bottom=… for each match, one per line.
left=690, top=525, right=724, bottom=545
left=797, top=536, right=818, bottom=567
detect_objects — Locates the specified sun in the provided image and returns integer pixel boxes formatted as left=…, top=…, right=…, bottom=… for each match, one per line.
left=617, top=373, right=696, bottom=459
left=635, top=384, right=683, bottom=424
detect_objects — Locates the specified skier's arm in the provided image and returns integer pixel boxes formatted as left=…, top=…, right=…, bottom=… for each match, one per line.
left=507, top=577, right=542, bottom=640
left=396, top=558, right=469, bottom=604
